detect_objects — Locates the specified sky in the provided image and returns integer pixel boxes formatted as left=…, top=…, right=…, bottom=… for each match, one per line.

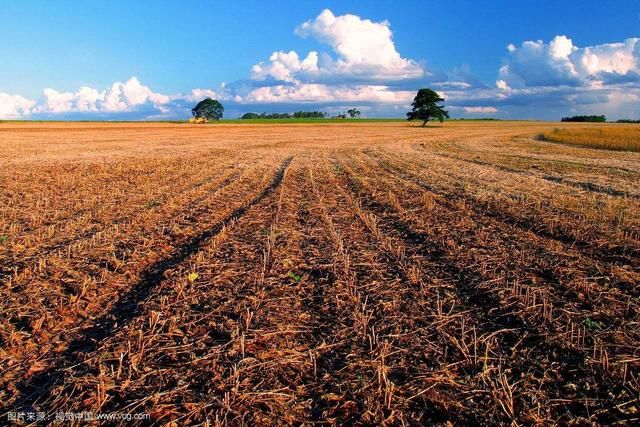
left=1, top=0, right=639, bottom=120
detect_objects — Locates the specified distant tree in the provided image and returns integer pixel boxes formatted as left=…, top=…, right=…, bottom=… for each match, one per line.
left=192, top=98, right=224, bottom=121
left=347, top=108, right=361, bottom=118
left=561, top=115, right=606, bottom=122
left=407, top=88, right=449, bottom=126
left=240, top=111, right=329, bottom=119
left=292, top=111, right=326, bottom=119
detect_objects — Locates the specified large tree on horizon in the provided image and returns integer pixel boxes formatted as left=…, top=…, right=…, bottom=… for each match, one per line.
left=192, top=98, right=224, bottom=121
left=407, top=88, right=449, bottom=126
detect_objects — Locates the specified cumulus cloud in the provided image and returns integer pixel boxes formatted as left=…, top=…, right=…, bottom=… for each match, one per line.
left=0, top=93, right=36, bottom=119
left=500, top=35, right=640, bottom=88
left=250, top=9, right=423, bottom=87
left=236, top=9, right=426, bottom=107
left=178, top=88, right=220, bottom=103
left=4, top=77, right=231, bottom=120
left=32, top=77, right=172, bottom=115
left=34, top=87, right=101, bottom=113
left=101, top=77, right=170, bottom=112
left=251, top=51, right=320, bottom=82
left=295, top=9, right=423, bottom=81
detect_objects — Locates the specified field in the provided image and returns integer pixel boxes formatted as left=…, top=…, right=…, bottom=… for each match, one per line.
left=539, top=126, right=640, bottom=152
left=1, top=121, right=639, bottom=425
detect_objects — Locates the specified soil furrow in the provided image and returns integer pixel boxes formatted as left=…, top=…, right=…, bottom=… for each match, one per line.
left=7, top=156, right=293, bottom=414
left=334, top=155, right=636, bottom=424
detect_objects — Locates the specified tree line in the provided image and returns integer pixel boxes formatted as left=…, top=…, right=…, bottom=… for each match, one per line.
left=240, top=111, right=328, bottom=119
left=560, top=115, right=640, bottom=123
left=561, top=115, right=606, bottom=122
left=191, top=95, right=636, bottom=127
left=190, top=90, right=449, bottom=126
left=239, top=109, right=362, bottom=119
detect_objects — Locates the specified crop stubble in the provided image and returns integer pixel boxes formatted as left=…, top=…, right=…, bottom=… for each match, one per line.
left=0, top=121, right=638, bottom=425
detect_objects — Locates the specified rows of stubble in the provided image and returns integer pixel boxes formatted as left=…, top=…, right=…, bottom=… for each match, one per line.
left=0, top=121, right=638, bottom=425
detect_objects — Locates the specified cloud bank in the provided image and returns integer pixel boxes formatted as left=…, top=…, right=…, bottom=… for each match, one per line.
left=445, top=35, right=640, bottom=119
left=498, top=36, right=639, bottom=89
left=0, top=93, right=35, bottom=119
left=0, top=10, right=638, bottom=120
left=31, top=77, right=171, bottom=115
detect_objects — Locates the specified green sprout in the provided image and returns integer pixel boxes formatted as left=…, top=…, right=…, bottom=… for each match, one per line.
left=288, top=271, right=303, bottom=283
left=583, top=317, right=604, bottom=330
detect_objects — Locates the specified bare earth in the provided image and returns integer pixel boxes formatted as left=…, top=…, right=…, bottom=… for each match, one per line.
left=1, top=121, right=639, bottom=425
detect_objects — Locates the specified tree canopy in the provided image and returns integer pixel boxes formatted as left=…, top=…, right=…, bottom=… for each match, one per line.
left=347, top=108, right=361, bottom=118
left=292, top=111, right=326, bottom=119
left=561, top=115, right=606, bottom=122
left=407, top=88, right=449, bottom=126
left=192, top=98, right=224, bottom=121
left=239, top=111, right=328, bottom=119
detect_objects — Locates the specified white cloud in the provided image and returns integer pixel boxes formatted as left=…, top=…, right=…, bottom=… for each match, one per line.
left=241, top=83, right=414, bottom=104
left=295, top=9, right=423, bottom=80
left=500, top=35, right=640, bottom=88
left=31, top=77, right=172, bottom=115
left=476, top=35, right=640, bottom=119
left=2, top=78, right=230, bottom=119
left=438, top=81, right=472, bottom=89
left=34, top=87, right=102, bottom=113
left=252, top=50, right=319, bottom=82
left=101, top=77, right=170, bottom=112
left=574, top=38, right=638, bottom=77
left=463, top=106, right=498, bottom=113
left=0, top=93, right=35, bottom=119
left=179, top=88, right=219, bottom=103
left=238, top=9, right=424, bottom=106
left=495, top=79, right=510, bottom=91
left=38, top=89, right=74, bottom=113
left=251, top=9, right=423, bottom=85
left=75, top=87, right=103, bottom=111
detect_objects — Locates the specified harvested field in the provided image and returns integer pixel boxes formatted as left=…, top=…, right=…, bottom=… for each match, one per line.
left=1, top=121, right=639, bottom=425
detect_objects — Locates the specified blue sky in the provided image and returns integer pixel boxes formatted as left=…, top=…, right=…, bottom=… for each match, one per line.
left=1, top=0, right=639, bottom=120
